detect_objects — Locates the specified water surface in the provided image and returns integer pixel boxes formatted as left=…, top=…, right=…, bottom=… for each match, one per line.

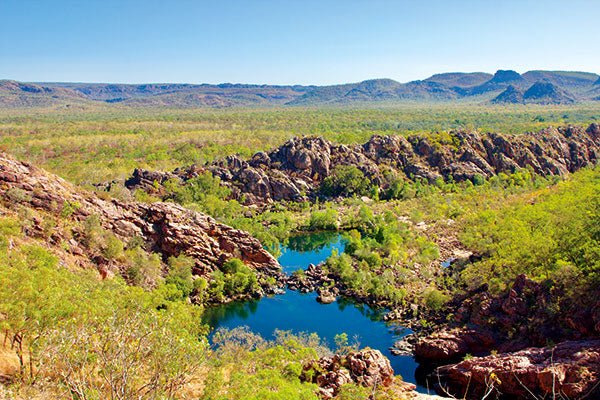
left=203, top=232, right=426, bottom=391
left=277, top=231, right=346, bottom=273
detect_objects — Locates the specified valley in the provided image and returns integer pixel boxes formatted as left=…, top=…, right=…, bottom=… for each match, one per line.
left=0, top=104, right=599, bottom=399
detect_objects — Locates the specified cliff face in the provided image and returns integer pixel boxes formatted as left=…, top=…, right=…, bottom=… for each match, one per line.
left=437, top=340, right=600, bottom=399
left=415, top=275, right=600, bottom=399
left=0, top=154, right=280, bottom=280
left=127, top=124, right=600, bottom=205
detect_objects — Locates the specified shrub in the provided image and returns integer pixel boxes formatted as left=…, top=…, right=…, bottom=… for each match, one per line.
left=320, top=165, right=372, bottom=197
left=166, top=255, right=195, bottom=299
left=423, top=287, right=449, bottom=311
left=308, top=208, right=338, bottom=230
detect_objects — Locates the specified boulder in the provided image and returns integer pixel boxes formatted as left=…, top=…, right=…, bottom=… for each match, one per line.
left=302, top=349, right=397, bottom=399
left=436, top=340, right=600, bottom=399
left=414, top=328, right=497, bottom=362
left=316, top=290, right=337, bottom=304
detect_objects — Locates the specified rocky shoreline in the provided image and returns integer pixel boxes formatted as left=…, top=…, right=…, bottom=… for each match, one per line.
left=285, top=262, right=600, bottom=399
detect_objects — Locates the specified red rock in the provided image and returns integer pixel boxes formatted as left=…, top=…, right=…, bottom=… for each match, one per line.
left=302, top=349, right=396, bottom=399
left=0, top=153, right=281, bottom=289
left=127, top=124, right=600, bottom=205
left=414, top=328, right=497, bottom=362
left=436, top=340, right=600, bottom=399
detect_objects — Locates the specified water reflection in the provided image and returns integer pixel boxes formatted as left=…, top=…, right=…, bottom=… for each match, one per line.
left=285, top=231, right=343, bottom=252
left=203, top=231, right=426, bottom=392
left=278, top=231, right=346, bottom=273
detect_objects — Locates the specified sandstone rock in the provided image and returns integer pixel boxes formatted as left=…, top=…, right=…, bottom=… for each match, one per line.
left=447, top=274, right=600, bottom=352
left=0, top=154, right=282, bottom=293
left=435, top=340, right=600, bottom=399
left=127, top=124, right=600, bottom=205
left=414, top=328, right=497, bottom=362
left=302, top=349, right=396, bottom=399
left=316, top=290, right=337, bottom=304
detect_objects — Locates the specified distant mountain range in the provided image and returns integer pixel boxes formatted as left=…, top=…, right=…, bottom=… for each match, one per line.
left=1, top=70, right=599, bottom=108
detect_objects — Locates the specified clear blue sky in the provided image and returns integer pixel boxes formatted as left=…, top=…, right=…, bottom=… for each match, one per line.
left=1, top=0, right=598, bottom=85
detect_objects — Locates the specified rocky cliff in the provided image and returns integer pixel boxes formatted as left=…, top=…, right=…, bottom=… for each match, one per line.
left=437, top=340, right=600, bottom=399
left=127, top=124, right=600, bottom=205
left=301, top=349, right=421, bottom=399
left=415, top=275, right=600, bottom=399
left=0, top=154, right=281, bottom=291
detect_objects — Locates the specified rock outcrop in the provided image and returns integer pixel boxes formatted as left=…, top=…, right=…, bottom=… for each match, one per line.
left=415, top=274, right=600, bottom=399
left=126, top=124, right=600, bottom=205
left=301, top=349, right=410, bottom=399
left=436, top=340, right=600, bottom=399
left=414, top=328, right=497, bottom=363
left=0, top=154, right=281, bottom=288
left=415, top=275, right=600, bottom=364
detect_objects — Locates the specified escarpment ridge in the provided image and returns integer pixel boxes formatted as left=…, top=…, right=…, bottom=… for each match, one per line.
left=126, top=124, right=600, bottom=205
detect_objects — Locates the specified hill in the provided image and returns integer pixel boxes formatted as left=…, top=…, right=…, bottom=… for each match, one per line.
left=523, top=81, right=575, bottom=104
left=1, top=68, right=599, bottom=108
left=493, top=81, right=576, bottom=104
left=522, top=70, right=598, bottom=89
left=491, top=85, right=524, bottom=104
left=0, top=80, right=89, bottom=107
left=43, top=82, right=312, bottom=107
left=469, top=70, right=527, bottom=95
left=423, top=72, right=492, bottom=88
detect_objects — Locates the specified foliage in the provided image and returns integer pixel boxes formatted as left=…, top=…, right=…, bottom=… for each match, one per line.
left=459, top=168, right=600, bottom=292
left=208, top=258, right=260, bottom=302
left=203, top=327, right=321, bottom=400
left=320, top=165, right=373, bottom=197
left=0, top=239, right=207, bottom=398
left=123, top=246, right=163, bottom=288
left=165, top=254, right=195, bottom=299
left=308, top=207, right=339, bottom=230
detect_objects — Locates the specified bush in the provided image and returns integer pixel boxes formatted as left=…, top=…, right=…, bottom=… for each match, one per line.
left=320, top=165, right=373, bottom=197
left=423, top=287, right=449, bottom=311
left=209, top=258, right=260, bottom=300
left=308, top=208, right=338, bottom=230
left=166, top=255, right=195, bottom=299
left=123, top=247, right=162, bottom=288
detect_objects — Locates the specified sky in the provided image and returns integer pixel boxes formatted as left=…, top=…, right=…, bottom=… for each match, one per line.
left=1, top=0, right=598, bottom=85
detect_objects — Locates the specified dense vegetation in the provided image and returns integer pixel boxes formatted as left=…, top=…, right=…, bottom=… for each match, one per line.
left=1, top=104, right=599, bottom=398
left=459, top=168, right=600, bottom=293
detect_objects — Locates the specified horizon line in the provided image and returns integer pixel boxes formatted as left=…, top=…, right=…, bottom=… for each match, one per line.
left=3, top=68, right=599, bottom=87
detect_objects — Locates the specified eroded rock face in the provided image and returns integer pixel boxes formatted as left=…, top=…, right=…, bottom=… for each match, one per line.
left=301, top=349, right=401, bottom=399
left=126, top=124, right=600, bottom=205
left=414, top=328, right=498, bottom=363
left=416, top=274, right=600, bottom=367
left=0, top=154, right=280, bottom=284
left=436, top=340, right=600, bottom=399
left=415, top=274, right=600, bottom=399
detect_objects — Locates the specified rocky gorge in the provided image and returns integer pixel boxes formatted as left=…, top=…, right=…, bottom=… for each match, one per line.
left=121, top=125, right=600, bottom=398
left=2, top=122, right=600, bottom=399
